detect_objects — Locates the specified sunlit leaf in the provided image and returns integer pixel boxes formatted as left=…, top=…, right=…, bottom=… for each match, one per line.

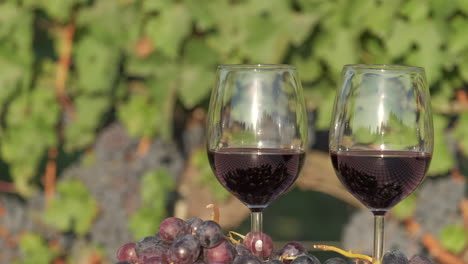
left=43, top=179, right=98, bottom=235
left=440, top=223, right=467, bottom=254
left=145, top=3, right=191, bottom=59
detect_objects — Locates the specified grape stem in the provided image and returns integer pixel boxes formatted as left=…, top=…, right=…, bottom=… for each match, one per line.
left=227, top=231, right=245, bottom=244
left=206, top=204, right=220, bottom=223
left=313, top=245, right=378, bottom=264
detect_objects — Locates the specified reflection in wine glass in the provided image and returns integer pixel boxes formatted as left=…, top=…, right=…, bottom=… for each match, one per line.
left=329, top=64, right=433, bottom=260
left=206, top=64, right=308, bottom=236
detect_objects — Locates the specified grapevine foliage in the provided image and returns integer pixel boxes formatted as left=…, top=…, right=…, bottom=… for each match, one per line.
left=0, top=0, right=467, bottom=263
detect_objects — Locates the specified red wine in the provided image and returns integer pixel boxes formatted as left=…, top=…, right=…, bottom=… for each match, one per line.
left=331, top=151, right=431, bottom=214
left=208, top=148, right=305, bottom=211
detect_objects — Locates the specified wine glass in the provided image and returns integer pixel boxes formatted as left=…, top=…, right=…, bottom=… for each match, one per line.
left=206, top=64, right=308, bottom=235
left=329, top=64, right=433, bottom=260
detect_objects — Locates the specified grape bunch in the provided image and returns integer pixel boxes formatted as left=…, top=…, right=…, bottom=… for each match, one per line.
left=114, top=215, right=434, bottom=264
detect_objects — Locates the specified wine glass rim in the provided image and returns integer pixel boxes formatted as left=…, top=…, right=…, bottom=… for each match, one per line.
left=217, top=64, right=296, bottom=70
left=344, top=64, right=424, bottom=72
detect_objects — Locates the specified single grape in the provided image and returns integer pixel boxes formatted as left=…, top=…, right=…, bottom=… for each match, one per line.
left=169, top=234, right=201, bottom=264
left=272, top=242, right=306, bottom=264
left=323, top=257, right=347, bottom=264
left=243, top=232, right=274, bottom=259
left=135, top=236, right=169, bottom=262
left=143, top=257, right=169, bottom=264
left=159, top=217, right=191, bottom=244
left=196, top=220, right=224, bottom=248
left=291, top=255, right=321, bottom=264
left=233, top=254, right=263, bottom=264
left=235, top=244, right=252, bottom=256
left=382, top=250, right=409, bottom=264
left=116, top=242, right=138, bottom=262
left=203, top=239, right=236, bottom=263
left=136, top=235, right=164, bottom=255
left=186, top=217, right=204, bottom=234
left=409, top=255, right=433, bottom=264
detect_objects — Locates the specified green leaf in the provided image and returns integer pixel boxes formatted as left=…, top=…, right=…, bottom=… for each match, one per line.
left=64, top=95, right=110, bottom=151
left=315, top=28, right=358, bottom=76
left=447, top=16, right=468, bottom=57
left=77, top=0, right=140, bottom=45
left=17, top=233, right=58, bottom=264
left=145, top=3, right=192, bottom=59
left=1, top=86, right=59, bottom=195
left=440, top=223, right=467, bottom=254
left=178, top=65, right=213, bottom=109
left=406, top=21, right=443, bottom=85
left=292, top=56, right=323, bottom=83
left=184, top=0, right=216, bottom=31
left=118, top=78, right=173, bottom=138
left=140, top=168, right=175, bottom=205
left=427, top=114, right=454, bottom=175
left=364, top=0, right=401, bottom=38
left=74, top=36, right=120, bottom=94
left=141, top=0, right=172, bottom=13
left=392, top=193, right=416, bottom=220
left=129, top=207, right=166, bottom=240
left=400, top=0, right=430, bottom=22
left=240, top=15, right=289, bottom=63
left=43, top=179, right=98, bottom=235
left=386, top=19, right=416, bottom=58
left=316, top=84, right=338, bottom=130
left=454, top=113, right=468, bottom=157
left=38, top=0, right=89, bottom=22
left=129, top=168, right=176, bottom=239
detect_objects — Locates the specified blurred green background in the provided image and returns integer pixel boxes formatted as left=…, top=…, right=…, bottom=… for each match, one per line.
left=1, top=0, right=468, bottom=263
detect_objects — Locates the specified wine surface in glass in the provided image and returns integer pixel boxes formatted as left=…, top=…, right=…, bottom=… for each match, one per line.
left=331, top=151, right=431, bottom=213
left=208, top=148, right=305, bottom=211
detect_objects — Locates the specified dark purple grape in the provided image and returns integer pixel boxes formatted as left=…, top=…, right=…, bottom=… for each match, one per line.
left=273, top=242, right=306, bottom=263
left=196, top=220, right=224, bottom=248
left=323, top=257, right=347, bottom=264
left=135, top=236, right=169, bottom=262
left=233, top=254, right=262, bottom=264
left=136, top=235, right=164, bottom=254
left=291, top=255, right=321, bottom=264
left=186, top=217, right=204, bottom=234
left=382, top=250, right=409, bottom=264
left=159, top=217, right=191, bottom=244
left=169, top=234, right=201, bottom=264
left=266, top=260, right=283, bottom=264
left=143, top=257, right=169, bottom=264
left=116, top=242, right=138, bottom=262
left=409, top=255, right=433, bottom=264
left=203, top=239, right=236, bottom=263
left=235, top=244, right=251, bottom=256
left=243, top=232, right=274, bottom=259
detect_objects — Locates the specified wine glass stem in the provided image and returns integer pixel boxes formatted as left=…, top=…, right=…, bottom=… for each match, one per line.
left=251, top=211, right=263, bottom=233
left=373, top=215, right=384, bottom=261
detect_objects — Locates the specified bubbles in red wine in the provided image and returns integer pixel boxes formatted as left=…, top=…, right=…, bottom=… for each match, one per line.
left=207, top=148, right=305, bottom=210
left=331, top=151, right=431, bottom=212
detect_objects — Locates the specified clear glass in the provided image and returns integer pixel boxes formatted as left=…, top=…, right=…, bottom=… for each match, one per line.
left=329, top=64, right=434, bottom=260
left=206, top=64, right=308, bottom=236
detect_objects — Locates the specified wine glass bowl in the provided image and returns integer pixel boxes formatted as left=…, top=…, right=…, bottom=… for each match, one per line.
left=329, top=64, right=433, bottom=259
left=206, top=64, right=308, bottom=233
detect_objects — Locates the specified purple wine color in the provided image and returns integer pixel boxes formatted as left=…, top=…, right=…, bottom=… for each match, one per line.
left=331, top=151, right=431, bottom=214
left=208, top=148, right=305, bottom=211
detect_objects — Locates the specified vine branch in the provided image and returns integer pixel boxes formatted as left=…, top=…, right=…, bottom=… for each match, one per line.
left=422, top=233, right=465, bottom=264
left=55, top=23, right=76, bottom=117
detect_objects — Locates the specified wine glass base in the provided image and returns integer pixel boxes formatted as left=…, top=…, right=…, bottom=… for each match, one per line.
left=248, top=205, right=267, bottom=212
